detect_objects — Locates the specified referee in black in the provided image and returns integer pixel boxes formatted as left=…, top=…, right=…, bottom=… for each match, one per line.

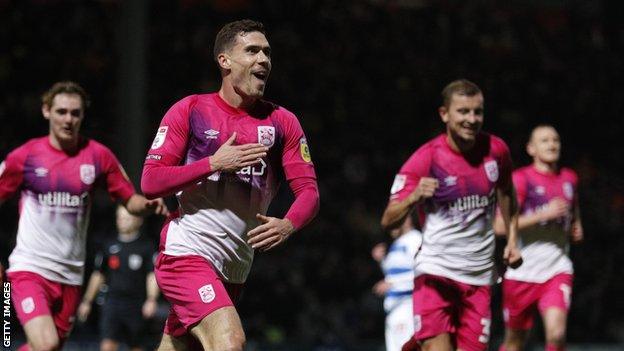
left=78, top=205, right=159, bottom=351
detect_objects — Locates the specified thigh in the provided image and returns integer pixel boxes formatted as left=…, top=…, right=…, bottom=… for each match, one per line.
left=157, top=333, right=190, bottom=351
left=155, top=254, right=238, bottom=337
left=7, top=271, right=53, bottom=325
left=385, top=299, right=415, bottom=351
left=456, top=284, right=491, bottom=351
left=52, top=283, right=81, bottom=341
left=538, top=273, right=573, bottom=314
left=502, top=278, right=539, bottom=330
left=412, top=275, right=455, bottom=342
left=100, top=303, right=124, bottom=342
left=189, top=306, right=244, bottom=350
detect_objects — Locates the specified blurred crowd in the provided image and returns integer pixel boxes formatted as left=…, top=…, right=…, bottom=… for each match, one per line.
left=1, top=0, right=623, bottom=348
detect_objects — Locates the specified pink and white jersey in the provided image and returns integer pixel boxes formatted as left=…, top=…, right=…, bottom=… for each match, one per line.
left=0, top=137, right=135, bottom=285
left=144, top=94, right=316, bottom=283
left=504, top=166, right=577, bottom=283
left=390, top=133, right=513, bottom=285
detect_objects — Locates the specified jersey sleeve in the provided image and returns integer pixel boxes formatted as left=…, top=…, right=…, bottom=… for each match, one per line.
left=389, top=144, right=433, bottom=202
left=0, top=146, right=27, bottom=201
left=492, top=137, right=513, bottom=190
left=141, top=95, right=214, bottom=199
left=512, top=170, right=528, bottom=208
left=279, top=110, right=317, bottom=181
left=98, top=145, right=136, bottom=202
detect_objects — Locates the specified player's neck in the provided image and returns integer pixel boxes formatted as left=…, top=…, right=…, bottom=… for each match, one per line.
left=446, top=132, right=475, bottom=154
left=218, top=85, right=258, bottom=111
left=48, top=134, right=79, bottom=153
left=533, top=159, right=558, bottom=174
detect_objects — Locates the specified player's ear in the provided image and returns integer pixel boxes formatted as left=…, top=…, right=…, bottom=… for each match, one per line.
left=217, top=52, right=231, bottom=70
left=526, top=141, right=536, bottom=157
left=438, top=106, right=449, bottom=123
left=42, top=104, right=51, bottom=120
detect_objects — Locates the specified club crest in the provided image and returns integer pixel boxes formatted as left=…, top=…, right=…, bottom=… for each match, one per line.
left=80, top=164, right=96, bottom=185
left=198, top=284, right=216, bottom=303
left=484, top=160, right=499, bottom=182
left=257, top=126, right=275, bottom=147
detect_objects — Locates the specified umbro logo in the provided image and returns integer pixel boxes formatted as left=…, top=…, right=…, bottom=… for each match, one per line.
left=204, top=129, right=219, bottom=139
left=444, top=176, right=457, bottom=186
left=35, top=167, right=49, bottom=177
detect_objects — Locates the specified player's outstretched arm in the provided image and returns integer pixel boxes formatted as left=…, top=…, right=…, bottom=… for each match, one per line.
left=498, top=184, right=522, bottom=268
left=124, top=194, right=169, bottom=217
left=381, top=177, right=438, bottom=231
left=77, top=271, right=105, bottom=322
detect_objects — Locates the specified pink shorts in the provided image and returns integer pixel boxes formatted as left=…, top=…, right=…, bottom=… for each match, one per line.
left=502, top=273, right=573, bottom=330
left=155, top=254, right=243, bottom=337
left=412, top=274, right=491, bottom=351
left=7, top=271, right=80, bottom=341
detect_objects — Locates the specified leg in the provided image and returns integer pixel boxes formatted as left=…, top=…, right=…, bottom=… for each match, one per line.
left=22, top=315, right=60, bottom=351
left=421, top=333, right=453, bottom=351
left=157, top=334, right=190, bottom=351
left=100, top=338, right=120, bottom=351
left=189, top=306, right=245, bottom=351
left=500, top=278, right=539, bottom=351
left=455, top=284, right=491, bottom=351
left=412, top=275, right=456, bottom=351
left=537, top=274, right=573, bottom=351
left=500, top=328, right=529, bottom=351
left=386, top=299, right=416, bottom=351
left=542, top=307, right=567, bottom=350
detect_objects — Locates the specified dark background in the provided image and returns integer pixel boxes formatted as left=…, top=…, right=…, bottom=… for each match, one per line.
left=1, top=0, right=623, bottom=349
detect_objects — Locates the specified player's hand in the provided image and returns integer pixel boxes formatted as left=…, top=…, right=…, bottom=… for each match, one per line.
left=503, top=244, right=523, bottom=269
left=371, top=243, right=387, bottom=263
left=77, top=301, right=92, bottom=323
left=540, top=197, right=569, bottom=221
left=142, top=299, right=158, bottom=319
left=410, top=177, right=439, bottom=204
left=210, top=133, right=269, bottom=173
left=372, top=279, right=390, bottom=297
left=247, top=214, right=295, bottom=252
left=571, top=221, right=584, bottom=244
left=145, top=198, right=169, bottom=216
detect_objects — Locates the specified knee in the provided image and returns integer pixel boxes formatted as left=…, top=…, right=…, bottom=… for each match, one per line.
left=503, top=331, right=526, bottom=351
left=220, top=331, right=246, bottom=351
left=546, top=327, right=566, bottom=346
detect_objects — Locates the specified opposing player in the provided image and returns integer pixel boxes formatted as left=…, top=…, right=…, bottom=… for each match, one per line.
left=0, top=81, right=167, bottom=351
left=372, top=215, right=422, bottom=351
left=141, top=19, right=319, bottom=350
left=495, top=125, right=582, bottom=351
left=78, top=205, right=160, bottom=351
left=381, top=79, right=522, bottom=351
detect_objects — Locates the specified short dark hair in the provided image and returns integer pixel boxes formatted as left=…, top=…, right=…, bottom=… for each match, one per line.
left=41, top=81, right=90, bottom=109
left=213, top=19, right=267, bottom=62
left=441, top=79, right=482, bottom=108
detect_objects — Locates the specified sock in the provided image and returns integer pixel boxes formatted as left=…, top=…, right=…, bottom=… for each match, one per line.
left=546, top=344, right=565, bottom=351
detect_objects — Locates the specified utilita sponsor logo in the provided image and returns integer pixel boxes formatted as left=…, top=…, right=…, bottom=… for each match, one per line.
left=448, top=194, right=492, bottom=212
left=38, top=192, right=86, bottom=207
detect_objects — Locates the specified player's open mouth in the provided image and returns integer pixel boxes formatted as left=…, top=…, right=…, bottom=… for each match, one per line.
left=252, top=71, right=268, bottom=81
